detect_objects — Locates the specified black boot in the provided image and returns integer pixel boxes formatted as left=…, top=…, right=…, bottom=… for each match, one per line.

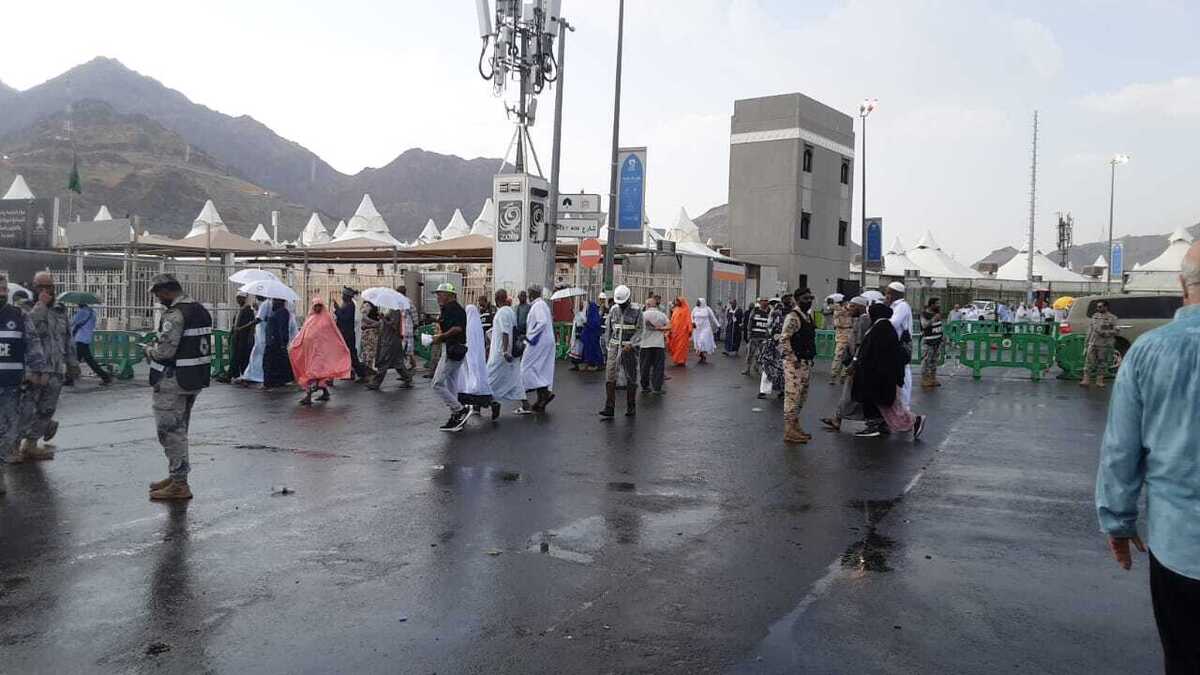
left=599, top=382, right=616, bottom=418
left=625, top=385, right=636, bottom=417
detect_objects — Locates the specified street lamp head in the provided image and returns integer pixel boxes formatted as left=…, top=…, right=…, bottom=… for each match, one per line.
left=859, top=98, right=878, bottom=117
left=1111, top=153, right=1130, bottom=166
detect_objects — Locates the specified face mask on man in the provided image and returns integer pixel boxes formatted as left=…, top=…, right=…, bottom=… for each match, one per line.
left=797, top=298, right=813, bottom=312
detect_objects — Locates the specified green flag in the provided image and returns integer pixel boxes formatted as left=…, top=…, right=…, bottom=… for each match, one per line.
left=67, top=153, right=82, bottom=194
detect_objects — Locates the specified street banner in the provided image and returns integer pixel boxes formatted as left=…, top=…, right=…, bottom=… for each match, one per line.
left=865, top=217, right=883, bottom=269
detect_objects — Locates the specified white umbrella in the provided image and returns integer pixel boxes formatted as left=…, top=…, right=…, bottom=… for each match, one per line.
left=238, top=279, right=299, bottom=302
left=362, top=287, right=411, bottom=311
left=826, top=293, right=845, bottom=303
left=550, top=287, right=587, bottom=300
left=6, top=282, right=31, bottom=298
left=862, top=290, right=885, bottom=303
left=228, top=268, right=278, bottom=284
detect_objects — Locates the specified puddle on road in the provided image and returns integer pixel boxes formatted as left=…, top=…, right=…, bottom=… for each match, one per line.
left=233, top=444, right=347, bottom=459
left=841, top=497, right=903, bottom=573
left=606, top=481, right=636, bottom=492
left=431, top=463, right=523, bottom=486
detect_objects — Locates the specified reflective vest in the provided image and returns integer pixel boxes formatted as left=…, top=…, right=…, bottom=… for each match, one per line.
left=149, top=301, right=213, bottom=391
left=0, top=305, right=27, bottom=387
left=608, top=306, right=643, bottom=347
left=748, top=309, right=770, bottom=339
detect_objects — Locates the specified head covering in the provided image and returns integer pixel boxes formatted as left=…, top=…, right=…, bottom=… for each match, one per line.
left=849, top=296, right=869, bottom=307
left=149, top=273, right=181, bottom=291
left=461, top=304, right=492, bottom=398
left=828, top=293, right=845, bottom=303
left=868, top=302, right=894, bottom=321
left=697, top=298, right=706, bottom=306
left=288, top=296, right=351, bottom=387
left=342, top=286, right=359, bottom=296
left=887, top=281, right=906, bottom=294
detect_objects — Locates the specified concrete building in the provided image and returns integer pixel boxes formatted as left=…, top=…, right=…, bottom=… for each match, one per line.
left=728, top=93, right=856, bottom=298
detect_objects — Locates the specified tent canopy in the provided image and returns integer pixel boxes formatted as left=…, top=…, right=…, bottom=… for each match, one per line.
left=3, top=174, right=35, bottom=199
left=441, top=208, right=471, bottom=240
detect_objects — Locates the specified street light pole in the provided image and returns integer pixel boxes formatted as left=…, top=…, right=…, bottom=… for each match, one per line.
left=544, top=15, right=574, bottom=291
left=857, top=99, right=876, bottom=291
left=1106, top=153, right=1129, bottom=287
left=602, top=0, right=625, bottom=293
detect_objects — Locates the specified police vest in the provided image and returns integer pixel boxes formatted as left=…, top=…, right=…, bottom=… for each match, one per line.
left=748, top=310, right=770, bottom=339
left=923, top=314, right=944, bottom=342
left=609, top=306, right=643, bottom=346
left=150, top=301, right=213, bottom=391
left=0, top=304, right=27, bottom=386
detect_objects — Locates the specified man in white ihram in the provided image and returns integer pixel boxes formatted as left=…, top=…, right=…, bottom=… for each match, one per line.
left=884, top=281, right=914, bottom=408
left=518, top=286, right=555, bottom=413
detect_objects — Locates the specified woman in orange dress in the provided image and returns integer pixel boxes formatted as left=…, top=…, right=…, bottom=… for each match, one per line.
left=667, top=297, right=693, bottom=367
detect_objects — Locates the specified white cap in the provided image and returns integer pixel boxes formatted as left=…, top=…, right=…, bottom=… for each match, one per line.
left=613, top=285, right=631, bottom=304
left=849, top=296, right=869, bottom=307
left=598, top=292, right=608, bottom=300
left=886, top=281, right=905, bottom=293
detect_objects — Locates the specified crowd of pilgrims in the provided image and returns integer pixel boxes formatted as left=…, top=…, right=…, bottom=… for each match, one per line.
left=211, top=278, right=934, bottom=438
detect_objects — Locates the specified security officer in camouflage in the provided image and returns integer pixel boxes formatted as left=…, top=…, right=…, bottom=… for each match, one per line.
left=1081, top=300, right=1119, bottom=388
left=144, top=273, right=212, bottom=500
left=14, top=271, right=79, bottom=462
left=779, top=288, right=817, bottom=444
left=599, top=284, right=643, bottom=419
left=0, top=275, right=48, bottom=495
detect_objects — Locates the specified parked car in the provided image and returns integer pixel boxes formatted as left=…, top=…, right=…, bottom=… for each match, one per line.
left=967, top=299, right=997, bottom=321
left=1060, top=293, right=1183, bottom=355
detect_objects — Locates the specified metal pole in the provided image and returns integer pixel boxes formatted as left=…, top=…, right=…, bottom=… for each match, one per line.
left=516, top=25, right=528, bottom=173
left=1027, top=111, right=1038, bottom=303
left=602, top=0, right=625, bottom=293
left=545, top=17, right=572, bottom=290
left=858, top=113, right=867, bottom=290
left=1106, top=160, right=1115, bottom=287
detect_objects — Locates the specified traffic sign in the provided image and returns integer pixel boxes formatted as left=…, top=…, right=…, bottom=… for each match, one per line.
left=579, top=238, right=602, bottom=269
left=558, top=193, right=601, bottom=214
left=556, top=217, right=600, bottom=239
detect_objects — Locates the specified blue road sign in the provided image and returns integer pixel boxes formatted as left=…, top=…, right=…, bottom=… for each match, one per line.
left=617, top=149, right=646, bottom=231
left=1110, top=242, right=1123, bottom=277
left=865, top=218, right=883, bottom=264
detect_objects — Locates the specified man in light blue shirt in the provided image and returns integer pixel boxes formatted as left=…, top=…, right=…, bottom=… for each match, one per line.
left=1096, top=240, right=1200, bottom=674
left=69, top=303, right=112, bottom=385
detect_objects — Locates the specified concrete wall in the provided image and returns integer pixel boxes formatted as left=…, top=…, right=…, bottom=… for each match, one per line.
left=728, top=93, right=854, bottom=299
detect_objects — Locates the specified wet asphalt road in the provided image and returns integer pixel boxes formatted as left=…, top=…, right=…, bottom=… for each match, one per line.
left=0, top=355, right=1158, bottom=674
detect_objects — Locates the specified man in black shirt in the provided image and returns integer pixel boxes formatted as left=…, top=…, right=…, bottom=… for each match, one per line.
left=334, top=287, right=365, bottom=382
left=431, top=282, right=470, bottom=431
left=742, top=297, right=771, bottom=376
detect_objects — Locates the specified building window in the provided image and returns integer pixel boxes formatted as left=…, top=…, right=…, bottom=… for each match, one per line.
left=802, top=145, right=814, bottom=173
left=799, top=212, right=811, bottom=240
left=838, top=220, right=848, bottom=246
left=797, top=274, right=808, bottom=291
left=840, top=159, right=850, bottom=184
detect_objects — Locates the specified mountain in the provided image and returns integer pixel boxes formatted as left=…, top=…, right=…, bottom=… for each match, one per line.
left=694, top=203, right=728, bottom=245
left=975, top=223, right=1200, bottom=271
left=0, top=100, right=315, bottom=238
left=0, top=57, right=504, bottom=241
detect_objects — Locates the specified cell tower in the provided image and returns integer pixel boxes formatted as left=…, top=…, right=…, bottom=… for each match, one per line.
left=1056, top=211, right=1074, bottom=267
left=475, top=0, right=564, bottom=294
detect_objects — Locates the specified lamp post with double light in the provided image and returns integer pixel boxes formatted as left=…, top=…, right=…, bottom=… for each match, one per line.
left=1106, top=153, right=1129, bottom=287
left=858, top=98, right=877, bottom=290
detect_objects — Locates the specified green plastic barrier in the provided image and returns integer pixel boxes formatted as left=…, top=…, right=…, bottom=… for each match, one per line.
left=209, top=329, right=230, bottom=379
left=554, top=322, right=572, bottom=360
left=959, top=332, right=1056, bottom=381
left=815, top=329, right=837, bottom=359
left=90, top=331, right=146, bottom=380
left=1054, top=333, right=1118, bottom=380
left=414, top=323, right=436, bottom=364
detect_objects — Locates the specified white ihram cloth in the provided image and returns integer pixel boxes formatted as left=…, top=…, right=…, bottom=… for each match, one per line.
left=521, top=298, right=555, bottom=391
left=889, top=298, right=914, bottom=408
left=241, top=301, right=272, bottom=382
left=488, top=305, right=525, bottom=401
left=461, top=305, right=490, bottom=398
left=691, top=301, right=718, bottom=354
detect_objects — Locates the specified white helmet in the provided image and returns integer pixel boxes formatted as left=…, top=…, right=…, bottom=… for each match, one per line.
left=613, top=284, right=631, bottom=304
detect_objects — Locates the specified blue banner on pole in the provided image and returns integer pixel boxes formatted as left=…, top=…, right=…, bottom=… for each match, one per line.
left=1110, top=242, right=1123, bottom=277
left=865, top=217, right=883, bottom=265
left=616, top=148, right=646, bottom=231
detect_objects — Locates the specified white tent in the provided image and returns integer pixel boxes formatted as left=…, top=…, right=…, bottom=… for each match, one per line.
left=1092, top=254, right=1108, bottom=269
left=903, top=231, right=985, bottom=279
left=93, top=205, right=113, bottom=221
left=1126, top=228, right=1194, bottom=292
left=333, top=194, right=402, bottom=246
left=664, top=207, right=702, bottom=244
left=881, top=236, right=921, bottom=277
left=417, top=218, right=441, bottom=244
left=995, top=245, right=1090, bottom=282
left=332, top=220, right=348, bottom=238
left=2, top=174, right=34, bottom=200
left=441, top=208, right=471, bottom=240
left=300, top=212, right=331, bottom=246
left=185, top=200, right=229, bottom=238
left=250, top=223, right=273, bottom=244
left=469, top=198, right=496, bottom=238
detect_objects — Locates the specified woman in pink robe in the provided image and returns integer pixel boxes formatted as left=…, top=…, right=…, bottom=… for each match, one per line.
left=289, top=297, right=352, bottom=405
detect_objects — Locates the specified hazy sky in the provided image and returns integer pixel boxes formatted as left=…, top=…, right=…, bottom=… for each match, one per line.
left=2, top=0, right=1197, bottom=261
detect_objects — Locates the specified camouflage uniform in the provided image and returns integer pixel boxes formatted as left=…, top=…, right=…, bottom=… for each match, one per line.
left=1083, top=310, right=1118, bottom=384
left=2, top=299, right=47, bottom=483
left=145, top=295, right=201, bottom=481
left=829, top=304, right=853, bottom=384
left=779, top=308, right=816, bottom=439
left=20, top=301, right=79, bottom=443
